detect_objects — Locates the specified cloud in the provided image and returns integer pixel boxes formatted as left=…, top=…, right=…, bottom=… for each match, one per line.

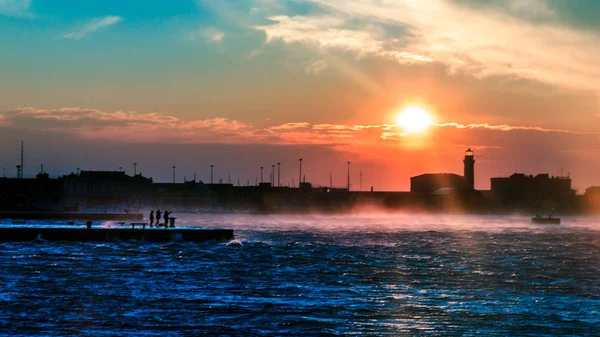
left=269, top=122, right=310, bottom=130
left=0, top=0, right=32, bottom=18
left=63, top=15, right=123, bottom=40
left=508, top=0, right=555, bottom=18
left=0, top=113, right=8, bottom=127
left=435, top=122, right=592, bottom=135
left=188, top=28, right=225, bottom=43
left=305, top=60, right=329, bottom=75
left=2, top=106, right=598, bottom=151
left=255, top=0, right=600, bottom=93
left=247, top=49, right=263, bottom=59
left=206, top=29, right=225, bottom=43
left=256, top=15, right=432, bottom=64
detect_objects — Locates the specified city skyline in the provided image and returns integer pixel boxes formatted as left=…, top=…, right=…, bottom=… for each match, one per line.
left=0, top=142, right=580, bottom=194
left=1, top=0, right=599, bottom=190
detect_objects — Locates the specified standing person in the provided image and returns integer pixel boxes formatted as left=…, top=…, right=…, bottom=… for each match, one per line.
left=163, top=211, right=170, bottom=228
left=155, top=210, right=162, bottom=227
left=149, top=210, right=155, bottom=227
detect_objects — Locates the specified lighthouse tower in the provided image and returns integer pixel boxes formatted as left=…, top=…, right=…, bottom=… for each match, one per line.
left=463, top=148, right=475, bottom=190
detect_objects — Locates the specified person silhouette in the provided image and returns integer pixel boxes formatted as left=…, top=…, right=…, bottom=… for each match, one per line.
left=149, top=210, right=155, bottom=227
left=156, top=210, right=162, bottom=227
left=163, top=211, right=170, bottom=228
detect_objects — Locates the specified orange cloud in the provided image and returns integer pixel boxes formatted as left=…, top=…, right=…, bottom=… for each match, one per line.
left=2, top=107, right=598, bottom=151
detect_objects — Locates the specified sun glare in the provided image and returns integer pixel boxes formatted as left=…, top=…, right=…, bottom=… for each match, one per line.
left=396, top=106, right=433, bottom=133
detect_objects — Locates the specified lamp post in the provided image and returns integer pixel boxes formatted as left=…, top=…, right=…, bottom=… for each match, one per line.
left=134, top=163, right=137, bottom=176
left=271, top=165, right=275, bottom=185
left=277, top=163, right=281, bottom=187
left=347, top=161, right=351, bottom=191
left=210, top=165, right=214, bottom=184
left=299, top=158, right=303, bottom=187
left=172, top=166, right=176, bottom=183
left=260, top=166, right=264, bottom=183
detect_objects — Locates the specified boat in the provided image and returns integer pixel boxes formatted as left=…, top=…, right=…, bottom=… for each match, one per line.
left=531, top=215, right=561, bottom=225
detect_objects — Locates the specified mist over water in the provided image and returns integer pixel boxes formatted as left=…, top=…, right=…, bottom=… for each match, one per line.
left=0, top=214, right=599, bottom=336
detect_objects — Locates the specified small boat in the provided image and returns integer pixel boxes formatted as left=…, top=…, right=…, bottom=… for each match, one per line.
left=531, top=215, right=561, bottom=225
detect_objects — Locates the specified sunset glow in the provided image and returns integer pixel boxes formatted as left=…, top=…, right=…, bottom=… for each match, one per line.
left=0, top=0, right=599, bottom=191
left=396, top=106, right=433, bottom=133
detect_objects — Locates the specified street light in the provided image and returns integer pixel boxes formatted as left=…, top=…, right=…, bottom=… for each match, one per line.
left=299, top=158, right=303, bottom=187
left=347, top=161, right=351, bottom=191
left=210, top=165, right=214, bottom=184
left=134, top=163, right=137, bottom=176
left=260, top=166, right=264, bottom=183
left=172, top=166, right=176, bottom=183
left=271, top=165, right=275, bottom=185
left=277, top=163, right=281, bottom=187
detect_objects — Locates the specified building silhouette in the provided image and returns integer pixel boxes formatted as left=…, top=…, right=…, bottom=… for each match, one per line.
left=490, top=173, right=574, bottom=211
left=410, top=173, right=467, bottom=194
left=410, top=149, right=476, bottom=193
left=62, top=171, right=153, bottom=210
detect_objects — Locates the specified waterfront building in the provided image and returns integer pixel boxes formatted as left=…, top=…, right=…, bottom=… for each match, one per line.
left=410, top=149, right=476, bottom=194
left=490, top=173, right=575, bottom=210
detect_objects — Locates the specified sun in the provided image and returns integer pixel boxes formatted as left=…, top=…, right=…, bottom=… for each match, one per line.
left=396, top=106, right=433, bottom=133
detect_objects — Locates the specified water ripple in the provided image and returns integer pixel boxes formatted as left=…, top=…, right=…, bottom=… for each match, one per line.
left=0, top=215, right=599, bottom=336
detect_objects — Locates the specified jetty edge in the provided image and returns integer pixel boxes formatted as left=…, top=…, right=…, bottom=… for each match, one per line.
left=0, top=212, right=144, bottom=221
left=0, top=227, right=234, bottom=243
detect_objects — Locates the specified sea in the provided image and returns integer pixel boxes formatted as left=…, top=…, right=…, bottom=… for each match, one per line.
left=0, top=214, right=598, bottom=336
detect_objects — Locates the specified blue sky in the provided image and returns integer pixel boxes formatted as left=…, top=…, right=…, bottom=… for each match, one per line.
left=1, top=0, right=599, bottom=190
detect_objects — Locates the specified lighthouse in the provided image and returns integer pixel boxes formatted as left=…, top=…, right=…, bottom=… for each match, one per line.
left=463, top=148, right=475, bottom=190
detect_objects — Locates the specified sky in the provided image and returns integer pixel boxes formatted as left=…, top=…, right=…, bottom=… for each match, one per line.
left=1, top=0, right=599, bottom=191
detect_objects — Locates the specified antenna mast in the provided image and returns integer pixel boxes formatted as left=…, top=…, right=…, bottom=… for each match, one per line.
left=20, top=141, right=24, bottom=179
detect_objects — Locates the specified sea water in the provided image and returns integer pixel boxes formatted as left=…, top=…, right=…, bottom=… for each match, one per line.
left=0, top=214, right=598, bottom=336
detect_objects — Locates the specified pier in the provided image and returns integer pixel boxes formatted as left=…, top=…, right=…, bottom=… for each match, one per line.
left=0, top=227, right=234, bottom=243
left=0, top=212, right=144, bottom=221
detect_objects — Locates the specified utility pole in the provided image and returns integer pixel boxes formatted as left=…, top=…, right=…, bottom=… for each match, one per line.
left=20, top=141, right=23, bottom=179
left=298, top=158, right=302, bottom=188
left=172, top=166, right=176, bottom=183
left=277, top=163, right=281, bottom=187
left=210, top=165, right=214, bottom=184
left=347, top=161, right=351, bottom=191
